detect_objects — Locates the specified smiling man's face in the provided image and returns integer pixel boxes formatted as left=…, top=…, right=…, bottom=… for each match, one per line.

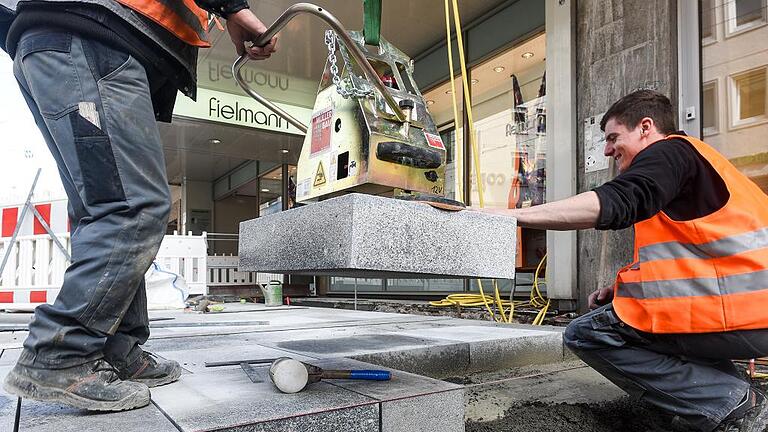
left=603, top=118, right=647, bottom=173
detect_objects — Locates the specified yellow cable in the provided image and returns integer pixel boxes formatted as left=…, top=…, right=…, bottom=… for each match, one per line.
left=449, top=0, right=483, bottom=208
left=443, top=0, right=463, bottom=201
left=445, top=0, right=498, bottom=322
left=438, top=1, right=551, bottom=325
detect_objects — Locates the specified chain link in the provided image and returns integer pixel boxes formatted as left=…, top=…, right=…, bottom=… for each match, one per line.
left=324, top=30, right=373, bottom=99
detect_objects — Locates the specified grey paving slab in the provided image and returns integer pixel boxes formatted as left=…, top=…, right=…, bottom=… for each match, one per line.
left=467, top=332, right=564, bottom=372
left=272, top=333, right=454, bottom=358
left=150, top=366, right=380, bottom=432
left=148, top=313, right=446, bottom=340
left=0, top=367, right=177, bottom=432
left=309, top=357, right=463, bottom=400
left=239, top=193, right=517, bottom=279
left=352, top=343, right=471, bottom=379
left=0, top=348, right=21, bottom=366
left=382, top=389, right=464, bottom=432
left=308, top=358, right=465, bottom=432
left=387, top=323, right=564, bottom=371
left=0, top=331, right=26, bottom=349
left=242, top=405, right=379, bottom=432
left=154, top=343, right=317, bottom=373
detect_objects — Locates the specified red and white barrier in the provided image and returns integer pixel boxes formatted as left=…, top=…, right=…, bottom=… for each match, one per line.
left=1, top=198, right=214, bottom=310
left=0, top=199, right=70, bottom=311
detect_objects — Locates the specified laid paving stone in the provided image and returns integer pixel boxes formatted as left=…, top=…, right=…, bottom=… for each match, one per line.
left=382, top=389, right=464, bottom=432
left=0, top=348, right=21, bottom=366
left=352, top=343, right=471, bottom=379
left=0, top=332, right=26, bottom=350
left=309, top=357, right=462, bottom=400
left=150, top=366, right=380, bottom=432
left=308, top=358, right=464, bottom=432
left=154, top=343, right=317, bottom=373
left=0, top=367, right=177, bottom=432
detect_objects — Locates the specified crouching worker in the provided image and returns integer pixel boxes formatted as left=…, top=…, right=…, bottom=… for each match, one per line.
left=479, top=90, right=768, bottom=431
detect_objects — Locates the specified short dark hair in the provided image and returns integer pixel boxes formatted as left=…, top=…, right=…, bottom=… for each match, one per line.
left=599, top=90, right=677, bottom=135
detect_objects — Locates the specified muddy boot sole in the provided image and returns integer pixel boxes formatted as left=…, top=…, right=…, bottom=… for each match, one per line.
left=3, top=368, right=150, bottom=411
left=130, top=365, right=182, bottom=388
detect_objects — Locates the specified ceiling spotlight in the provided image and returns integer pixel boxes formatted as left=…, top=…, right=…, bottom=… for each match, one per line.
left=261, top=188, right=270, bottom=193
left=521, top=51, right=534, bottom=59
left=280, top=149, right=289, bottom=154
left=426, top=100, right=435, bottom=105
left=445, top=89, right=452, bottom=95
left=471, top=79, right=479, bottom=84
left=493, top=66, right=505, bottom=73
left=208, top=138, right=222, bottom=145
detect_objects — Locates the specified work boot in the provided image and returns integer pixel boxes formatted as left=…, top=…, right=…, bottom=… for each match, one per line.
left=113, top=351, right=181, bottom=388
left=716, top=387, right=768, bottom=432
left=2, top=359, right=150, bottom=411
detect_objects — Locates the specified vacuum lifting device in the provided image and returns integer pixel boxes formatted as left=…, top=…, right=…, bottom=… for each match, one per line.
left=233, top=2, right=462, bottom=209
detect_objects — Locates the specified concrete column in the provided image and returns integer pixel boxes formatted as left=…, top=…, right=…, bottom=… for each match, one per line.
left=575, top=0, right=678, bottom=311
left=545, top=0, right=578, bottom=310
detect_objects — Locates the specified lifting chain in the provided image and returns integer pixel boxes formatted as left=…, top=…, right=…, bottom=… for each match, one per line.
left=324, top=30, right=373, bottom=99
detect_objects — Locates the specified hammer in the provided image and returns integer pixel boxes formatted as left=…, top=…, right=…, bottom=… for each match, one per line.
left=269, top=357, right=391, bottom=393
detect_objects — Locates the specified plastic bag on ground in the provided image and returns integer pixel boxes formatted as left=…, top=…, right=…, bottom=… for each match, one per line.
left=145, top=261, right=189, bottom=310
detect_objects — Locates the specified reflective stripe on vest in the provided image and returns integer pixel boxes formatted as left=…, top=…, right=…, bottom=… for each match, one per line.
left=116, top=0, right=211, bottom=47
left=612, top=134, right=768, bottom=333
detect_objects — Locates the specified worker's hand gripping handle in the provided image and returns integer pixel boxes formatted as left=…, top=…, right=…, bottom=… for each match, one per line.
left=232, top=2, right=408, bottom=134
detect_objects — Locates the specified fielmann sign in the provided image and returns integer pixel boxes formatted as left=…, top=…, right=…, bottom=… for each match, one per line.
left=173, top=87, right=312, bottom=136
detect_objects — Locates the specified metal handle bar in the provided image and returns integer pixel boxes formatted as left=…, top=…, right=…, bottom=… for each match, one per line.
left=232, top=2, right=407, bottom=134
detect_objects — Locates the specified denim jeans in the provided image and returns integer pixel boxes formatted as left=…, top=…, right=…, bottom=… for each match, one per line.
left=565, top=303, right=768, bottom=431
left=12, top=28, right=170, bottom=370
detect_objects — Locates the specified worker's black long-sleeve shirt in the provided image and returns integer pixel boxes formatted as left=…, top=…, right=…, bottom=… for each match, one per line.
left=593, top=135, right=730, bottom=230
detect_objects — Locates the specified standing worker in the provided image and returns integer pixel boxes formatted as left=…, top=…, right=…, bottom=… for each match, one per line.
left=0, top=0, right=276, bottom=411
left=480, top=90, right=768, bottom=431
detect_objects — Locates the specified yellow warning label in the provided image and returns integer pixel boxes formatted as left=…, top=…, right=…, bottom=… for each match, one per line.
left=313, top=161, right=327, bottom=187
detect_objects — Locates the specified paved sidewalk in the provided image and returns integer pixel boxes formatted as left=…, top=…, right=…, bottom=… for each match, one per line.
left=0, top=304, right=570, bottom=432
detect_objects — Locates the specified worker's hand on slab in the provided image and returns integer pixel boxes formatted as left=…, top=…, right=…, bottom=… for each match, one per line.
left=588, top=287, right=614, bottom=310
left=226, top=9, right=278, bottom=59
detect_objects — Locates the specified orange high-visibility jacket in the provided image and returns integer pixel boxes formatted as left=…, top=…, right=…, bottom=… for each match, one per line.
left=117, top=0, right=211, bottom=47
left=613, top=134, right=768, bottom=334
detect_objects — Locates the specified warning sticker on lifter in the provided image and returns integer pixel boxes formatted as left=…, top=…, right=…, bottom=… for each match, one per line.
left=424, top=132, right=445, bottom=150
left=313, top=161, right=327, bottom=187
left=310, top=108, right=333, bottom=155
left=297, top=178, right=310, bottom=197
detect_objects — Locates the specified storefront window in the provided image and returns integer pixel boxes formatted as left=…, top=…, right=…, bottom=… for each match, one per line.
left=424, top=78, right=464, bottom=202
left=259, top=166, right=285, bottom=215
left=469, top=33, right=547, bottom=280
left=701, top=0, right=768, bottom=189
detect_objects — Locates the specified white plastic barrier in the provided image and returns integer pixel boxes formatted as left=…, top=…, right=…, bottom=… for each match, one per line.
left=0, top=199, right=70, bottom=311
left=0, top=233, right=70, bottom=310
left=207, top=254, right=282, bottom=288
left=154, top=232, right=208, bottom=296
left=0, top=229, right=209, bottom=311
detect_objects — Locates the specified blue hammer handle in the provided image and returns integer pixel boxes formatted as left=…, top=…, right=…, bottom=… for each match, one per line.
left=349, top=370, right=391, bottom=380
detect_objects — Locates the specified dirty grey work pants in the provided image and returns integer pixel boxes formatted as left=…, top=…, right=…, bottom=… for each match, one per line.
left=12, top=29, right=170, bottom=369
left=565, top=303, right=768, bottom=431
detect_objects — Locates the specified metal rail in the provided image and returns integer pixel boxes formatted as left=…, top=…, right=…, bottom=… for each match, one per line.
left=232, top=2, right=407, bottom=134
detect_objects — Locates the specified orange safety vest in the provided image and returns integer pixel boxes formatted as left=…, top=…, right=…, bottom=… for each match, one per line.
left=117, top=0, right=211, bottom=47
left=613, top=134, right=768, bottom=334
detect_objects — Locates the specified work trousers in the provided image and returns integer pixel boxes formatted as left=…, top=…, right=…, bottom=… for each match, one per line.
left=565, top=303, right=768, bottom=431
left=12, top=29, right=170, bottom=370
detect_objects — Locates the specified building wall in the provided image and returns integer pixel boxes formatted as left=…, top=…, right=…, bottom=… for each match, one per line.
left=575, top=0, right=678, bottom=311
